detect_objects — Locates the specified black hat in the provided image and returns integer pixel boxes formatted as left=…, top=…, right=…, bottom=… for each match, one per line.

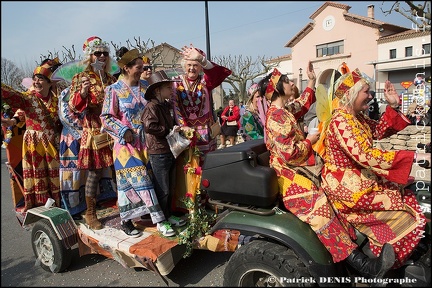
left=144, top=70, right=180, bottom=100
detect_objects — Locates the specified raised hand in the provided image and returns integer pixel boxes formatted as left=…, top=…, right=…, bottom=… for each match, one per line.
left=383, top=80, right=400, bottom=108
left=181, top=44, right=203, bottom=62
left=306, top=61, right=316, bottom=81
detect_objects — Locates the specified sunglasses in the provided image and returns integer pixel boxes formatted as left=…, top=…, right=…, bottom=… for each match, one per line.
left=143, top=66, right=153, bottom=71
left=93, top=51, right=109, bottom=57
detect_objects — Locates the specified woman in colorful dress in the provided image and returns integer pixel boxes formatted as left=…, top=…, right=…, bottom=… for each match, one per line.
left=170, top=44, right=231, bottom=212
left=58, top=86, right=117, bottom=219
left=240, top=83, right=265, bottom=141
left=321, top=68, right=429, bottom=268
left=101, top=48, right=165, bottom=237
left=1, top=58, right=62, bottom=211
left=68, top=36, right=117, bottom=230
left=263, top=64, right=395, bottom=279
left=171, top=44, right=232, bottom=155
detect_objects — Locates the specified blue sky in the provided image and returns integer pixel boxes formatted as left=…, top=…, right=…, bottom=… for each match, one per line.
left=1, top=1, right=415, bottom=70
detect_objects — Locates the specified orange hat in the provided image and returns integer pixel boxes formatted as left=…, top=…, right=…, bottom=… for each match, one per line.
left=33, top=57, right=61, bottom=80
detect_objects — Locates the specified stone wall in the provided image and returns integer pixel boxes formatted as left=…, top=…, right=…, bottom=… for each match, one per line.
left=374, top=125, right=431, bottom=151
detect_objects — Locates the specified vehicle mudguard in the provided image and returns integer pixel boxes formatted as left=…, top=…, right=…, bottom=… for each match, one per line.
left=210, top=209, right=333, bottom=265
left=23, top=206, right=78, bottom=249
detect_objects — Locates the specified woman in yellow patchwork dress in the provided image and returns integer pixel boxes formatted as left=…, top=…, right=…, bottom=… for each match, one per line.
left=321, top=69, right=429, bottom=268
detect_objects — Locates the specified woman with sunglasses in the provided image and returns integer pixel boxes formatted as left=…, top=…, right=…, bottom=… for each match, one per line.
left=140, top=56, right=153, bottom=85
left=68, top=36, right=116, bottom=230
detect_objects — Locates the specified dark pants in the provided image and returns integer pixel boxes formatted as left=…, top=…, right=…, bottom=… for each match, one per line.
left=149, top=153, right=175, bottom=218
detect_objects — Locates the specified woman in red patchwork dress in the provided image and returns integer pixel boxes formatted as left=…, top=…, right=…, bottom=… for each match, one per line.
left=263, top=64, right=395, bottom=279
left=1, top=59, right=62, bottom=210
left=69, top=36, right=116, bottom=229
left=321, top=69, right=429, bottom=268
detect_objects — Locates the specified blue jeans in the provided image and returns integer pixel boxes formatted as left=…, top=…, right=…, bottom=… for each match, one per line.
left=149, top=153, right=175, bottom=218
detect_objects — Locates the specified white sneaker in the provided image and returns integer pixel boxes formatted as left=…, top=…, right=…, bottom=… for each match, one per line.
left=217, top=144, right=226, bottom=149
left=168, top=215, right=186, bottom=227
left=157, top=221, right=175, bottom=237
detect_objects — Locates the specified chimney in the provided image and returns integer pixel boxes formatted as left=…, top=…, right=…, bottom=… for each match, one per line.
left=367, top=4, right=375, bottom=19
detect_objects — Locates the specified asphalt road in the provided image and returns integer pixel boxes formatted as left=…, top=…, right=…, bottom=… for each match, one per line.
left=0, top=148, right=231, bottom=287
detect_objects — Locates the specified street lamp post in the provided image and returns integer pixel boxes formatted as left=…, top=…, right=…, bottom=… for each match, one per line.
left=205, top=1, right=211, bottom=60
left=299, top=68, right=303, bottom=92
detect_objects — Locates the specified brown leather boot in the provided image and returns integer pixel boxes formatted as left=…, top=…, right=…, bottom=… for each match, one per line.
left=85, top=196, right=102, bottom=230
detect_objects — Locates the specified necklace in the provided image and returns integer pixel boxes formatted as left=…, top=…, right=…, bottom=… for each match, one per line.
left=183, top=75, right=201, bottom=93
left=122, top=79, right=142, bottom=104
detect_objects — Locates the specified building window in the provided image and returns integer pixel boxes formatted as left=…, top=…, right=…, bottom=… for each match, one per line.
left=316, top=40, right=344, bottom=57
left=389, top=49, right=396, bottom=59
left=405, top=46, right=413, bottom=57
left=422, top=43, right=430, bottom=54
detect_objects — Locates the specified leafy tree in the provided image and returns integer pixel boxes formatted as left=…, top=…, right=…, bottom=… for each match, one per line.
left=381, top=1, right=431, bottom=31
left=1, top=58, right=26, bottom=91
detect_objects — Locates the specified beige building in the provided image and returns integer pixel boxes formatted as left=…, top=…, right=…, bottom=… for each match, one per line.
left=277, top=1, right=430, bottom=110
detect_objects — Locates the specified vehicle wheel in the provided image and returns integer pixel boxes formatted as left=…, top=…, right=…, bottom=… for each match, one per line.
left=224, top=240, right=315, bottom=287
left=31, top=219, right=72, bottom=273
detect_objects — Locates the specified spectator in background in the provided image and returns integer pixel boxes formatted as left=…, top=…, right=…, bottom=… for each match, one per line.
left=218, top=99, right=240, bottom=149
left=367, top=91, right=380, bottom=120
left=239, top=100, right=246, bottom=117
left=408, top=104, right=427, bottom=126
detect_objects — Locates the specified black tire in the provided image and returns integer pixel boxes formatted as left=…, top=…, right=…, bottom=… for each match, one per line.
left=31, top=219, right=72, bottom=273
left=223, top=240, right=316, bottom=287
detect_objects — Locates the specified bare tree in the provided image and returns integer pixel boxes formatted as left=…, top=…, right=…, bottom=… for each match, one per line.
left=212, top=55, right=279, bottom=103
left=14, top=37, right=276, bottom=103
left=111, top=37, right=182, bottom=68
left=1, top=58, right=26, bottom=91
left=381, top=1, right=431, bottom=31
